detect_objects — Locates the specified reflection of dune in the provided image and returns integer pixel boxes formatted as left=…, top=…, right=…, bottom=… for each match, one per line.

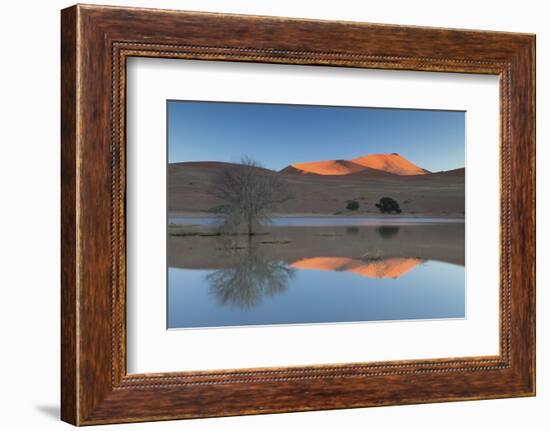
left=290, top=257, right=423, bottom=279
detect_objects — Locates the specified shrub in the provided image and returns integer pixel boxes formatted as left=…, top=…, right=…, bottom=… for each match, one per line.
left=346, top=200, right=360, bottom=211
left=375, top=197, right=402, bottom=214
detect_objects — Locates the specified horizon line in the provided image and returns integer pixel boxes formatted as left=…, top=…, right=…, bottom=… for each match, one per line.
left=167, top=159, right=466, bottom=173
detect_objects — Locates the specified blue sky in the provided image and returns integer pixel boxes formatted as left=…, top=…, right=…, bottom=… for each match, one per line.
left=167, top=100, right=465, bottom=172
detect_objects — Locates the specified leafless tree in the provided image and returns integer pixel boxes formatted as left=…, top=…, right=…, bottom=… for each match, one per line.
left=210, top=157, right=291, bottom=235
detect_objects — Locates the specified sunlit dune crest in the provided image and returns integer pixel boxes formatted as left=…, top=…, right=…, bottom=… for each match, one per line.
left=290, top=257, right=424, bottom=279
left=351, top=153, right=429, bottom=176
left=285, top=153, right=429, bottom=176
left=290, top=160, right=367, bottom=175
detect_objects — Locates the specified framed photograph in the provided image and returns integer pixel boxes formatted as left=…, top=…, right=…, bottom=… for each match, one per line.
left=61, top=4, right=535, bottom=425
left=164, top=101, right=466, bottom=331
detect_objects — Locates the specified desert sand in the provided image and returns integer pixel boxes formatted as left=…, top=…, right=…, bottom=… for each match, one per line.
left=285, top=153, right=429, bottom=176
left=168, top=154, right=465, bottom=277
left=168, top=156, right=465, bottom=217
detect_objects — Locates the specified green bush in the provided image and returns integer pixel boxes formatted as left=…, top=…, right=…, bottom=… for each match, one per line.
left=375, top=197, right=402, bottom=214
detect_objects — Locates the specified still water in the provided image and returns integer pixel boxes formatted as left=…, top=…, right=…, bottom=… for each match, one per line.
left=169, top=215, right=464, bottom=226
left=168, top=261, right=464, bottom=329
left=167, top=218, right=465, bottom=329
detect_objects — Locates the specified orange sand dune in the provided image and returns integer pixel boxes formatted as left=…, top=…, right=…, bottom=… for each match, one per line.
left=351, top=153, right=429, bottom=176
left=289, top=160, right=367, bottom=176
left=283, top=153, right=429, bottom=176
left=290, top=257, right=423, bottom=279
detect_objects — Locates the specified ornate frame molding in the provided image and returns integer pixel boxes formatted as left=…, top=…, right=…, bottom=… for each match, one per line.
left=61, top=5, right=535, bottom=425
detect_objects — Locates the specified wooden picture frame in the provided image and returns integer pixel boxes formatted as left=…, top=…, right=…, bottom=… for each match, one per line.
left=61, top=4, right=535, bottom=425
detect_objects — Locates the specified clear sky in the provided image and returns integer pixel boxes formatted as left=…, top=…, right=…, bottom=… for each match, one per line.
left=167, top=100, right=465, bottom=172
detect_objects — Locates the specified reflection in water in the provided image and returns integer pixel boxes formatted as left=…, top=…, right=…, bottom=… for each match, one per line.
left=207, top=239, right=294, bottom=310
left=167, top=221, right=465, bottom=328
left=290, top=257, right=423, bottom=279
left=376, top=225, right=400, bottom=239
left=346, top=226, right=360, bottom=235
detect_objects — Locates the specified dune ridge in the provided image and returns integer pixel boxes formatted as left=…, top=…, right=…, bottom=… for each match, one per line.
left=283, top=153, right=429, bottom=176
left=284, top=160, right=368, bottom=176
left=351, top=153, right=430, bottom=176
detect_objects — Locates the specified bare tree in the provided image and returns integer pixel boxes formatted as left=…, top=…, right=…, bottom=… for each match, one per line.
left=210, top=157, right=291, bottom=235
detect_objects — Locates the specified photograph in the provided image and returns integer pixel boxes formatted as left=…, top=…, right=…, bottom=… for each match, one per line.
left=167, top=101, right=466, bottom=329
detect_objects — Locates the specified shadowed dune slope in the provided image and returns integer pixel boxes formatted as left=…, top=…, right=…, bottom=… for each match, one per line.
left=351, top=153, right=430, bottom=176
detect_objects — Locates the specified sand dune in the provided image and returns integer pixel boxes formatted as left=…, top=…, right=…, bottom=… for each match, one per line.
left=283, top=159, right=368, bottom=175
left=282, top=153, right=429, bottom=176
left=168, top=160, right=465, bottom=216
left=351, top=153, right=429, bottom=175
left=417, top=167, right=465, bottom=178
left=290, top=257, right=423, bottom=279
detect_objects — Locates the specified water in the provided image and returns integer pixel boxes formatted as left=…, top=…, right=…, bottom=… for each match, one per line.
left=169, top=215, right=464, bottom=226
left=168, top=261, right=464, bottom=329
left=167, top=218, right=465, bottom=329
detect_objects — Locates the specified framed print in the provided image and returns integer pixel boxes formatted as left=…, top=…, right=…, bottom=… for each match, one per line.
left=163, top=101, right=467, bottom=330
left=61, top=4, right=536, bottom=425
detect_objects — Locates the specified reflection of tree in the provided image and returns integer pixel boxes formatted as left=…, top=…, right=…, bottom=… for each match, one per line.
left=206, top=239, right=294, bottom=310
left=376, top=225, right=400, bottom=239
left=346, top=226, right=360, bottom=235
